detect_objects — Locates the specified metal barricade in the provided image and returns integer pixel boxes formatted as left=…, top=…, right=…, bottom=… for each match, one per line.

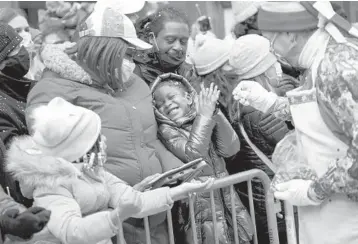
left=117, top=169, right=299, bottom=244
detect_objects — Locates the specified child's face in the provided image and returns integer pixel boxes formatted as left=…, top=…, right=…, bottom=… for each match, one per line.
left=154, top=84, right=191, bottom=122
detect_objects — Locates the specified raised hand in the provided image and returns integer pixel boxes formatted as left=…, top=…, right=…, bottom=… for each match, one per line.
left=197, top=83, right=220, bottom=118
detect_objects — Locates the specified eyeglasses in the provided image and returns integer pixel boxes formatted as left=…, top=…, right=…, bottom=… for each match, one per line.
left=269, top=33, right=293, bottom=69
left=125, top=47, right=137, bottom=60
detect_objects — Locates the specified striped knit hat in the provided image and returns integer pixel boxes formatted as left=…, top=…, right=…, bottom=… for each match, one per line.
left=258, top=2, right=318, bottom=32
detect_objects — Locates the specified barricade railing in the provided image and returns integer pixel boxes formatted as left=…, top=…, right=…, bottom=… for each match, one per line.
left=116, top=169, right=299, bottom=244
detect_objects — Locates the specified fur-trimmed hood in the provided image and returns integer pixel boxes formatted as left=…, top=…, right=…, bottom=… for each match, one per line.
left=40, top=42, right=92, bottom=84
left=151, top=73, right=197, bottom=128
left=6, top=135, right=81, bottom=198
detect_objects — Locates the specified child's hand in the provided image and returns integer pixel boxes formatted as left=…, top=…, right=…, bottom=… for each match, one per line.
left=169, top=178, right=215, bottom=201
left=133, top=173, right=161, bottom=192
left=197, top=83, right=220, bottom=118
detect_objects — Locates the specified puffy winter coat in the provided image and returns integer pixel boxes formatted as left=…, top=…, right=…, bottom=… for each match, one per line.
left=227, top=105, right=290, bottom=239
left=25, top=43, right=184, bottom=244
left=0, top=73, right=35, bottom=208
left=5, top=136, right=174, bottom=244
left=151, top=73, right=254, bottom=244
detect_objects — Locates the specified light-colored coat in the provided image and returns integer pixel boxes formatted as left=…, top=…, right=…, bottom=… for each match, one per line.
left=6, top=136, right=174, bottom=244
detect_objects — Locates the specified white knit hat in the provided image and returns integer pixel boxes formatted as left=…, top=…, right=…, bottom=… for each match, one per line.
left=232, top=1, right=263, bottom=24
left=229, top=34, right=277, bottom=80
left=192, top=36, right=233, bottom=75
left=79, top=0, right=151, bottom=50
left=31, top=97, right=101, bottom=162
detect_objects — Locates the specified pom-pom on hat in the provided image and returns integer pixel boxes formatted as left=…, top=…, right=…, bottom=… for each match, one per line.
left=78, top=0, right=151, bottom=50
left=31, top=97, right=101, bottom=162
left=232, top=1, right=263, bottom=24
left=229, top=34, right=277, bottom=80
left=192, top=36, right=232, bottom=75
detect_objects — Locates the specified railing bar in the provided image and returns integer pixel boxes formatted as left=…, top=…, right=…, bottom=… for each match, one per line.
left=166, top=210, right=175, bottom=244
left=210, top=190, right=219, bottom=244
left=284, top=201, right=298, bottom=244
left=230, top=185, right=240, bottom=244
left=248, top=180, right=258, bottom=244
left=144, top=217, right=151, bottom=244
left=189, top=193, right=199, bottom=244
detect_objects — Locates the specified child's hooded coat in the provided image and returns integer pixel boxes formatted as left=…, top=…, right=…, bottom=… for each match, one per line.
left=151, top=73, right=254, bottom=244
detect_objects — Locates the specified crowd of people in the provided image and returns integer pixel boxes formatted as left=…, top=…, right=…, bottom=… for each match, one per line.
left=0, top=1, right=357, bottom=244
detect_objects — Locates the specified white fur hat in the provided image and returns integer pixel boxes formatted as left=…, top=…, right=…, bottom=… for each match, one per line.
left=31, top=97, right=101, bottom=162
left=192, top=36, right=232, bottom=75
left=229, top=34, right=277, bottom=80
left=232, top=1, right=263, bottom=24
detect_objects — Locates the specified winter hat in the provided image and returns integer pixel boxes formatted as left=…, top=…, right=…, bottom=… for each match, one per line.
left=31, top=97, right=101, bottom=162
left=0, top=8, right=26, bottom=24
left=192, top=36, right=232, bottom=75
left=0, top=23, right=22, bottom=63
left=78, top=0, right=151, bottom=50
left=232, top=1, right=263, bottom=24
left=258, top=2, right=318, bottom=32
left=229, top=34, right=277, bottom=80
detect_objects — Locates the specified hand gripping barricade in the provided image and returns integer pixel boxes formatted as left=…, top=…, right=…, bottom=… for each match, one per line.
left=115, top=168, right=297, bottom=244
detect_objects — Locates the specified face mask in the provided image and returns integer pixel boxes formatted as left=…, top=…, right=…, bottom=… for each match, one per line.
left=19, top=31, right=34, bottom=50
left=122, top=59, right=136, bottom=82
left=1, top=46, right=30, bottom=79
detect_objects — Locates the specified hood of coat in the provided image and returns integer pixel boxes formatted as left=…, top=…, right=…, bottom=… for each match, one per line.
left=6, top=135, right=81, bottom=198
left=151, top=73, right=197, bottom=128
left=40, top=42, right=93, bottom=85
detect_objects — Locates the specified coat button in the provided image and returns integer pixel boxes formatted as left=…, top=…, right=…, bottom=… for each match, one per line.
left=140, top=142, right=145, bottom=147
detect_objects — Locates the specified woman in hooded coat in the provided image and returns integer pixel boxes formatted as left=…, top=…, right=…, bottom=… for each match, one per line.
left=6, top=97, right=212, bottom=244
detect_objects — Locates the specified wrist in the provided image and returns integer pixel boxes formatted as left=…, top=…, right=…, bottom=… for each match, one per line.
left=307, top=181, right=326, bottom=205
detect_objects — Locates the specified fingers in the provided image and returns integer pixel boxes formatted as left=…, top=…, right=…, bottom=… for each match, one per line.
left=4, top=209, right=19, bottom=218
left=275, top=181, right=292, bottom=192
left=274, top=191, right=291, bottom=201
left=35, top=210, right=51, bottom=224
left=27, top=206, right=47, bottom=214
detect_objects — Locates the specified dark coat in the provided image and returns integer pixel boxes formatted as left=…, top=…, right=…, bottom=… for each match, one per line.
left=0, top=73, right=34, bottom=207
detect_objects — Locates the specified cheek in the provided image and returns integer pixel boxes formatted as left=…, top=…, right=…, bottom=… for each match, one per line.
left=156, top=38, right=172, bottom=53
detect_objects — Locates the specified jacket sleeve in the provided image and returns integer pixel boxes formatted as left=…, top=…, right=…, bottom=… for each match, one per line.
left=25, top=80, right=78, bottom=134
left=0, top=187, right=25, bottom=215
left=153, top=140, right=185, bottom=172
left=35, top=188, right=119, bottom=244
left=308, top=43, right=358, bottom=202
left=212, top=111, right=240, bottom=158
left=257, top=111, right=290, bottom=148
left=105, top=172, right=173, bottom=218
left=158, top=115, right=216, bottom=162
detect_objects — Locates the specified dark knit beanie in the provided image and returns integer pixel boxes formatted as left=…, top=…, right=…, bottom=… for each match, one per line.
left=0, top=22, right=22, bottom=63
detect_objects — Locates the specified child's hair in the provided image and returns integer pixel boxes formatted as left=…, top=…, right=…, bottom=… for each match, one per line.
left=135, top=7, right=190, bottom=42
left=76, top=36, right=128, bottom=92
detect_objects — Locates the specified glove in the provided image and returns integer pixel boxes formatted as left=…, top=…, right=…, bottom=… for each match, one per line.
left=232, top=80, right=278, bottom=113
left=274, top=180, right=323, bottom=206
left=0, top=207, right=51, bottom=240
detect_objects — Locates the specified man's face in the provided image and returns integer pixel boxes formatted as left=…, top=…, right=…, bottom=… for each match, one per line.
left=154, top=21, right=189, bottom=69
left=262, top=31, right=297, bottom=68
